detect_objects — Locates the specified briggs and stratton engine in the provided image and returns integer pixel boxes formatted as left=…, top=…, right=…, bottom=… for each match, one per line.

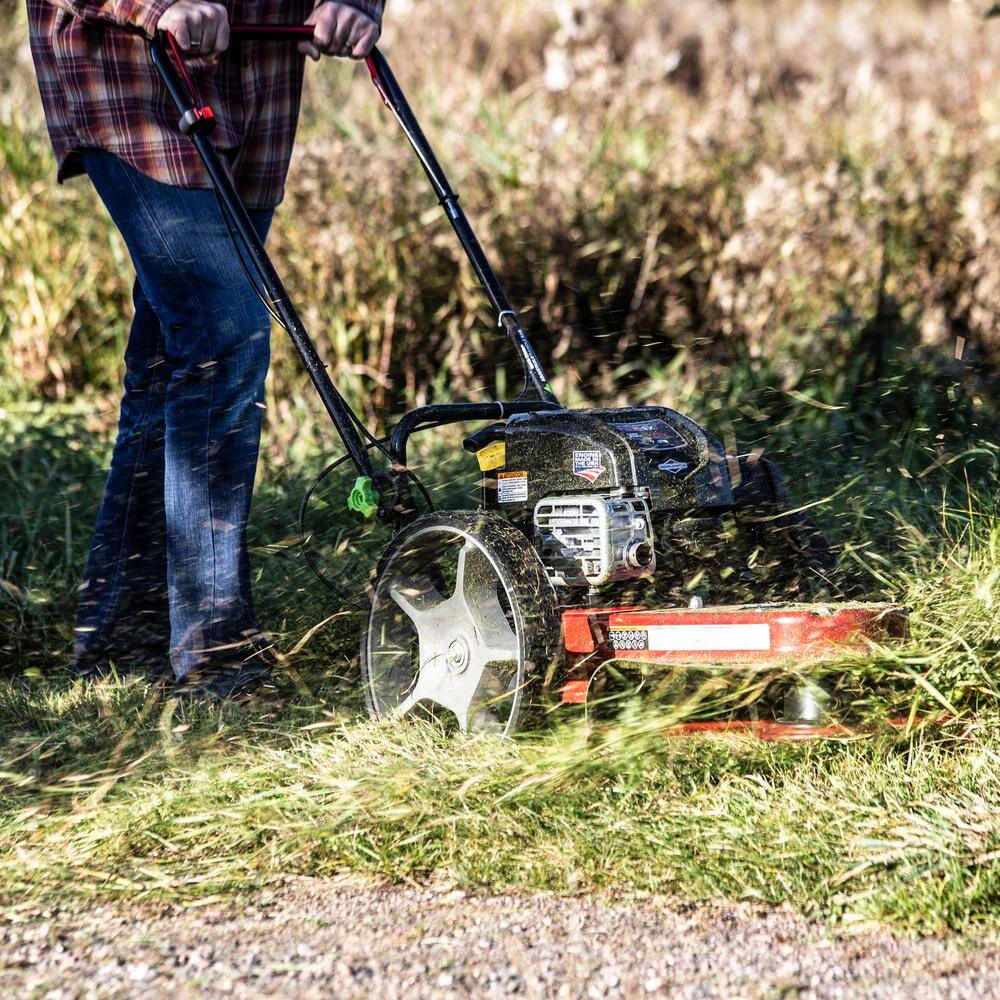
left=467, top=404, right=837, bottom=603
left=474, top=406, right=729, bottom=594
left=490, top=406, right=733, bottom=519
left=533, top=495, right=656, bottom=587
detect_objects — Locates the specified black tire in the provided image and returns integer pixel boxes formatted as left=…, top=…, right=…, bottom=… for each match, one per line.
left=361, top=511, right=559, bottom=735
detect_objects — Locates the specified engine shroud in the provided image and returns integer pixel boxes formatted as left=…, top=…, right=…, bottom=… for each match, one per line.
left=534, top=494, right=656, bottom=588
left=484, top=406, right=734, bottom=521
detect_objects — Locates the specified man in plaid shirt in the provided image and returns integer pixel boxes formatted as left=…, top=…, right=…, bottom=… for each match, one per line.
left=27, top=0, right=385, bottom=699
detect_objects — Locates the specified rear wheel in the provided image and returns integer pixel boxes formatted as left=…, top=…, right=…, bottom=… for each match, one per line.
left=361, top=512, right=558, bottom=735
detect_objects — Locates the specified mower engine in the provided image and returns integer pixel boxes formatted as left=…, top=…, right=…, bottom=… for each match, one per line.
left=469, top=405, right=821, bottom=604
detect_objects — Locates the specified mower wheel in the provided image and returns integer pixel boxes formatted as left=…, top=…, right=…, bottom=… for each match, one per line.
left=361, top=511, right=559, bottom=735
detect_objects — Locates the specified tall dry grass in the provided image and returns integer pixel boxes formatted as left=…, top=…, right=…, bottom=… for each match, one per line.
left=2, top=0, right=999, bottom=429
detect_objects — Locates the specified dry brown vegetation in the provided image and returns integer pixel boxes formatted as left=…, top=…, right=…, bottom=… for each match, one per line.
left=2, top=0, right=999, bottom=425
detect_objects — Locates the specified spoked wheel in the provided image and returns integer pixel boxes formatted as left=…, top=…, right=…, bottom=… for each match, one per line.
left=361, top=512, right=558, bottom=735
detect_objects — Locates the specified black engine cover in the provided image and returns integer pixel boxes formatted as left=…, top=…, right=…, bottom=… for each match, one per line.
left=484, top=406, right=733, bottom=519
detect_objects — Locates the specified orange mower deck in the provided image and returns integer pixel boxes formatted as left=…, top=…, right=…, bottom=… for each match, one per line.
left=559, top=602, right=911, bottom=740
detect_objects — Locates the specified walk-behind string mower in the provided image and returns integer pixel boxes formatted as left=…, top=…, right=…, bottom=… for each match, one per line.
left=151, top=28, right=909, bottom=737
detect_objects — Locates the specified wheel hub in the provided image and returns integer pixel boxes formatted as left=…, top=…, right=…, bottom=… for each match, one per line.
left=446, top=636, right=470, bottom=674
left=369, top=536, right=522, bottom=732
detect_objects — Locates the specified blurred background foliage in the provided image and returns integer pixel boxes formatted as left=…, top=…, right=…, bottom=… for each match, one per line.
left=3, top=0, right=999, bottom=424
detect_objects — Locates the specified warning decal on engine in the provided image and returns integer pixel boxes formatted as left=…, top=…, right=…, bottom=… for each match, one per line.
left=609, top=624, right=772, bottom=653
left=497, top=470, right=529, bottom=503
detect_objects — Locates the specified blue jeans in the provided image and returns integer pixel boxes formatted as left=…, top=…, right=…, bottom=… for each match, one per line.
left=75, top=150, right=273, bottom=681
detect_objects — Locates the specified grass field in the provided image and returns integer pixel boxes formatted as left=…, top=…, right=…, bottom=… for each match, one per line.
left=1, top=0, right=999, bottom=936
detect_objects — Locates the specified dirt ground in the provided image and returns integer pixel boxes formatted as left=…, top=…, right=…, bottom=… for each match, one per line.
left=1, top=880, right=997, bottom=999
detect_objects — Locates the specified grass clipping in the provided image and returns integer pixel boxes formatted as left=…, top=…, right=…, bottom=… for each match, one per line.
left=1, top=668, right=998, bottom=934
left=0, top=495, right=997, bottom=934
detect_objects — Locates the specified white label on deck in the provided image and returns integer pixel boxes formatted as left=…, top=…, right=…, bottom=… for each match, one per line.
left=645, top=623, right=771, bottom=652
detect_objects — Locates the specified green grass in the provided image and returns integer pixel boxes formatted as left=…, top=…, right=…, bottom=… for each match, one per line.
left=2, top=0, right=1000, bottom=936
left=0, top=398, right=997, bottom=934
left=0, top=670, right=997, bottom=933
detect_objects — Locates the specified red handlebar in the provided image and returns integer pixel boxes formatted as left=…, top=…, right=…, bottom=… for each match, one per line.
left=225, top=24, right=388, bottom=106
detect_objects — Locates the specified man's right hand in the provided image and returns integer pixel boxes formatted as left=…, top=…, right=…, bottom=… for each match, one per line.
left=156, top=1, right=230, bottom=56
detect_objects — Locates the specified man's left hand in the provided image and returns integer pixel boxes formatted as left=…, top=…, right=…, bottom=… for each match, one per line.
left=299, top=3, right=380, bottom=61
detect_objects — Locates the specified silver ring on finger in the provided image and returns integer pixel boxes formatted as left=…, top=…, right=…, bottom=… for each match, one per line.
left=190, top=36, right=203, bottom=49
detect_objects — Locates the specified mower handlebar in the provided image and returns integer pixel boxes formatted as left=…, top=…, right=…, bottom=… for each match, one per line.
left=228, top=25, right=316, bottom=42
left=150, top=24, right=559, bottom=440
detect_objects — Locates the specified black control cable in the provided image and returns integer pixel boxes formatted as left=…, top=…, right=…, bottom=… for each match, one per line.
left=296, top=441, right=435, bottom=611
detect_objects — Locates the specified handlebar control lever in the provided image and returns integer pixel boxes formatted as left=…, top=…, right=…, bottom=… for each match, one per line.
left=178, top=105, right=216, bottom=136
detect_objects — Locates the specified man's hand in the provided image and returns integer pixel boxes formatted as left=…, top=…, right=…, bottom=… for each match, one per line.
left=156, top=1, right=230, bottom=56
left=298, top=3, right=380, bottom=61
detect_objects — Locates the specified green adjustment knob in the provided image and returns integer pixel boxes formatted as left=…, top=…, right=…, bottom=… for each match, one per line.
left=348, top=476, right=379, bottom=519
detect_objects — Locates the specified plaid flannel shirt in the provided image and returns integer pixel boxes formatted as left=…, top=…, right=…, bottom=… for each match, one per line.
left=27, top=0, right=385, bottom=208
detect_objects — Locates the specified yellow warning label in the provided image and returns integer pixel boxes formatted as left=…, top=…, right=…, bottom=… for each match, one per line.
left=476, top=440, right=506, bottom=471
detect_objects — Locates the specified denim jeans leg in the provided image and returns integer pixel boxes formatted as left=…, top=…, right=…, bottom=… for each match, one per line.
left=162, top=268, right=272, bottom=677
left=81, top=151, right=273, bottom=681
left=73, top=279, right=171, bottom=677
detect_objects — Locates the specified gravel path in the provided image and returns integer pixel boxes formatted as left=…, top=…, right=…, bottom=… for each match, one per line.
left=1, top=880, right=997, bottom=999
